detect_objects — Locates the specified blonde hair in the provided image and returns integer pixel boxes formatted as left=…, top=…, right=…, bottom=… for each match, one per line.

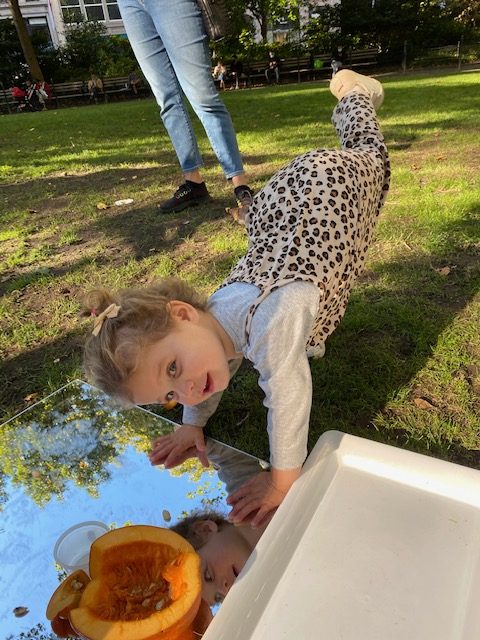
left=81, top=278, right=207, bottom=402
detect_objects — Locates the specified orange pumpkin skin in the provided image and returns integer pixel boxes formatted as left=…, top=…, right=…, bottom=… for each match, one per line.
left=69, top=525, right=202, bottom=640
left=46, top=570, right=90, bottom=621
left=51, top=614, right=79, bottom=638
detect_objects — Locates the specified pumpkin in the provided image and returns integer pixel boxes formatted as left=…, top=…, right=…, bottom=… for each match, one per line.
left=68, top=525, right=202, bottom=640
left=46, top=569, right=90, bottom=621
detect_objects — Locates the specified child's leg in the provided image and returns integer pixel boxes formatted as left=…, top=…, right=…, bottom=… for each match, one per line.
left=329, top=71, right=390, bottom=212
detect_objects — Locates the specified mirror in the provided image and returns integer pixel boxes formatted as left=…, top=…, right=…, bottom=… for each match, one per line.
left=0, top=379, right=265, bottom=639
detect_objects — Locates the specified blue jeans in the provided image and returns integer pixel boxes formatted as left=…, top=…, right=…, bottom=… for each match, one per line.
left=117, top=0, right=244, bottom=179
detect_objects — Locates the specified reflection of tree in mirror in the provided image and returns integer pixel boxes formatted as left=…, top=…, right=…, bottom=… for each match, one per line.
left=6, top=622, right=57, bottom=640
left=0, top=382, right=175, bottom=508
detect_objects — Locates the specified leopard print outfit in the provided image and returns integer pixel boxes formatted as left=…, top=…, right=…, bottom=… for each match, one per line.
left=221, top=92, right=390, bottom=354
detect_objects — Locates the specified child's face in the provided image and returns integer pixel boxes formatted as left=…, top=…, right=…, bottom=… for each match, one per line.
left=126, top=302, right=232, bottom=407
left=195, top=521, right=253, bottom=606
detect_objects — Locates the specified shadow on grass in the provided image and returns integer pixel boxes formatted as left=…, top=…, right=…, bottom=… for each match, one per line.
left=0, top=330, right=84, bottom=419
left=206, top=209, right=480, bottom=468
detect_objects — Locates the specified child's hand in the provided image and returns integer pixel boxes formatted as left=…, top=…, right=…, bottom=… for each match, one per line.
left=149, top=425, right=209, bottom=469
left=226, top=467, right=301, bottom=528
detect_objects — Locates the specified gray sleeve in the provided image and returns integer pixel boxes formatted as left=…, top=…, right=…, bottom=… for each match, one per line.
left=206, top=438, right=268, bottom=495
left=246, top=283, right=319, bottom=470
left=182, top=357, right=243, bottom=426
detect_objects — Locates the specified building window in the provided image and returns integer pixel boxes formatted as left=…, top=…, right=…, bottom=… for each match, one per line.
left=60, top=0, right=121, bottom=23
left=84, top=0, right=105, bottom=21
left=61, top=0, right=83, bottom=23
left=106, top=0, right=121, bottom=19
left=27, top=16, right=53, bottom=44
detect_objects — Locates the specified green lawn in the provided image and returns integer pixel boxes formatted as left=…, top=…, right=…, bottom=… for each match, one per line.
left=1, top=69, right=479, bottom=467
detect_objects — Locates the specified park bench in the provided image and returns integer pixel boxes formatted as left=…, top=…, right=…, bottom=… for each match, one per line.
left=244, top=57, right=329, bottom=86
left=280, top=56, right=314, bottom=82
left=50, top=80, right=89, bottom=107
left=49, top=76, right=149, bottom=107
left=346, top=47, right=379, bottom=69
left=0, top=82, right=19, bottom=114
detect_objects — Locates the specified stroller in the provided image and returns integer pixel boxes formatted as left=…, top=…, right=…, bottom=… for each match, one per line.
left=11, top=83, right=42, bottom=112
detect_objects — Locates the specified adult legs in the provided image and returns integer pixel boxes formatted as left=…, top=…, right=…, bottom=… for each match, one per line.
left=118, top=0, right=248, bottom=190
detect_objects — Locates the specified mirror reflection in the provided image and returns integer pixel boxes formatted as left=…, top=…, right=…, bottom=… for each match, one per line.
left=0, top=380, right=266, bottom=640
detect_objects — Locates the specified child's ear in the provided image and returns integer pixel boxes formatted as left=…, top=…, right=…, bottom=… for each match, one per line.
left=168, top=300, right=199, bottom=322
left=190, top=519, right=218, bottom=544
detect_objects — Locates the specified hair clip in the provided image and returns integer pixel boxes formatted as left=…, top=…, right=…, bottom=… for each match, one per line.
left=92, top=303, right=121, bottom=336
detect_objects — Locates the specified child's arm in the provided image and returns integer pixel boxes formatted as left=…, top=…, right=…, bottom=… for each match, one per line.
left=227, top=466, right=301, bottom=527
left=149, top=359, right=243, bottom=469
left=227, top=283, right=319, bottom=525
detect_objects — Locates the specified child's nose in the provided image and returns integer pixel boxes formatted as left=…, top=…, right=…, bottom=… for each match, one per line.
left=178, top=378, right=195, bottom=400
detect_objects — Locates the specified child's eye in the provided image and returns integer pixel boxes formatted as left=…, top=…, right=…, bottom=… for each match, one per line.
left=168, top=361, right=177, bottom=376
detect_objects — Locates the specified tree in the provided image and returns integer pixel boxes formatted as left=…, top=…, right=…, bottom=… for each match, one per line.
left=302, top=5, right=341, bottom=54
left=227, top=0, right=299, bottom=41
left=449, top=0, right=480, bottom=28
left=7, top=0, right=43, bottom=80
left=0, top=18, right=24, bottom=84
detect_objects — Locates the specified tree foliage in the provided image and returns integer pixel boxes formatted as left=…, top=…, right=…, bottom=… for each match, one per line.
left=1, top=1, right=479, bottom=84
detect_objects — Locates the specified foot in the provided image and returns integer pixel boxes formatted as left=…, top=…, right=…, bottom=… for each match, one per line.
left=159, top=180, right=210, bottom=213
left=233, top=184, right=254, bottom=208
left=330, top=70, right=384, bottom=110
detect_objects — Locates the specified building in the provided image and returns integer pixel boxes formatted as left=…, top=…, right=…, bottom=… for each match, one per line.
left=0, top=0, right=126, bottom=47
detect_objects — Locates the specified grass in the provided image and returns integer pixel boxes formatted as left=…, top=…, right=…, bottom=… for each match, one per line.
left=1, top=68, right=479, bottom=468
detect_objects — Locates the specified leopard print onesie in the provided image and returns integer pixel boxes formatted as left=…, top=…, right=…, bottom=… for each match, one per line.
left=221, top=92, right=390, bottom=354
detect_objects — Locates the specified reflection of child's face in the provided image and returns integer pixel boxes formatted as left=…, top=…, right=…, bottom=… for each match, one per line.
left=126, top=302, right=232, bottom=407
left=196, top=522, right=253, bottom=606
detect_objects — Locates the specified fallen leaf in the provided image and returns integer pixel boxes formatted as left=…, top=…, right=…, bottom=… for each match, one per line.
left=119, top=177, right=127, bottom=182
left=434, top=266, right=451, bottom=276
left=162, top=510, right=172, bottom=522
left=132, top=175, right=138, bottom=180
left=96, top=202, right=109, bottom=210
left=29, top=127, right=35, bottom=131
left=53, top=357, right=60, bottom=363
left=413, top=397, right=436, bottom=410
left=28, top=208, right=38, bottom=214
left=410, top=163, right=420, bottom=171
left=24, top=393, right=40, bottom=403
left=114, top=198, right=134, bottom=206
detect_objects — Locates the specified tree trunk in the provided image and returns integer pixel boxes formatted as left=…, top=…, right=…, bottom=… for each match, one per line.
left=260, top=13, right=268, bottom=41
left=7, top=0, right=44, bottom=81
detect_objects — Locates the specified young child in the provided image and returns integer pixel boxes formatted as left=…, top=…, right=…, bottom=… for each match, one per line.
left=83, top=70, right=390, bottom=529
left=171, top=508, right=266, bottom=607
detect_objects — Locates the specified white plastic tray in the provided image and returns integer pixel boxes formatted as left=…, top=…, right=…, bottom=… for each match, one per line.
left=205, top=431, right=480, bottom=640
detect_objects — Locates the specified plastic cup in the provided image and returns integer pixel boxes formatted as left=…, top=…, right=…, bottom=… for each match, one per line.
left=53, top=521, right=109, bottom=575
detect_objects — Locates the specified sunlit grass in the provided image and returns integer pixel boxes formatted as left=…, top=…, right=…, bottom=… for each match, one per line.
left=1, top=69, right=479, bottom=466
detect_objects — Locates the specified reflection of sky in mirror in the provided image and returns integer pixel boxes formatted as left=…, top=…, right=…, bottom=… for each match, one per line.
left=0, top=381, right=226, bottom=640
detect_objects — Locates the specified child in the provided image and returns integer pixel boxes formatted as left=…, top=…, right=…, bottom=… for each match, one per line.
left=170, top=439, right=269, bottom=607
left=83, top=70, right=390, bottom=529
left=213, top=61, right=228, bottom=90
left=171, top=508, right=266, bottom=607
